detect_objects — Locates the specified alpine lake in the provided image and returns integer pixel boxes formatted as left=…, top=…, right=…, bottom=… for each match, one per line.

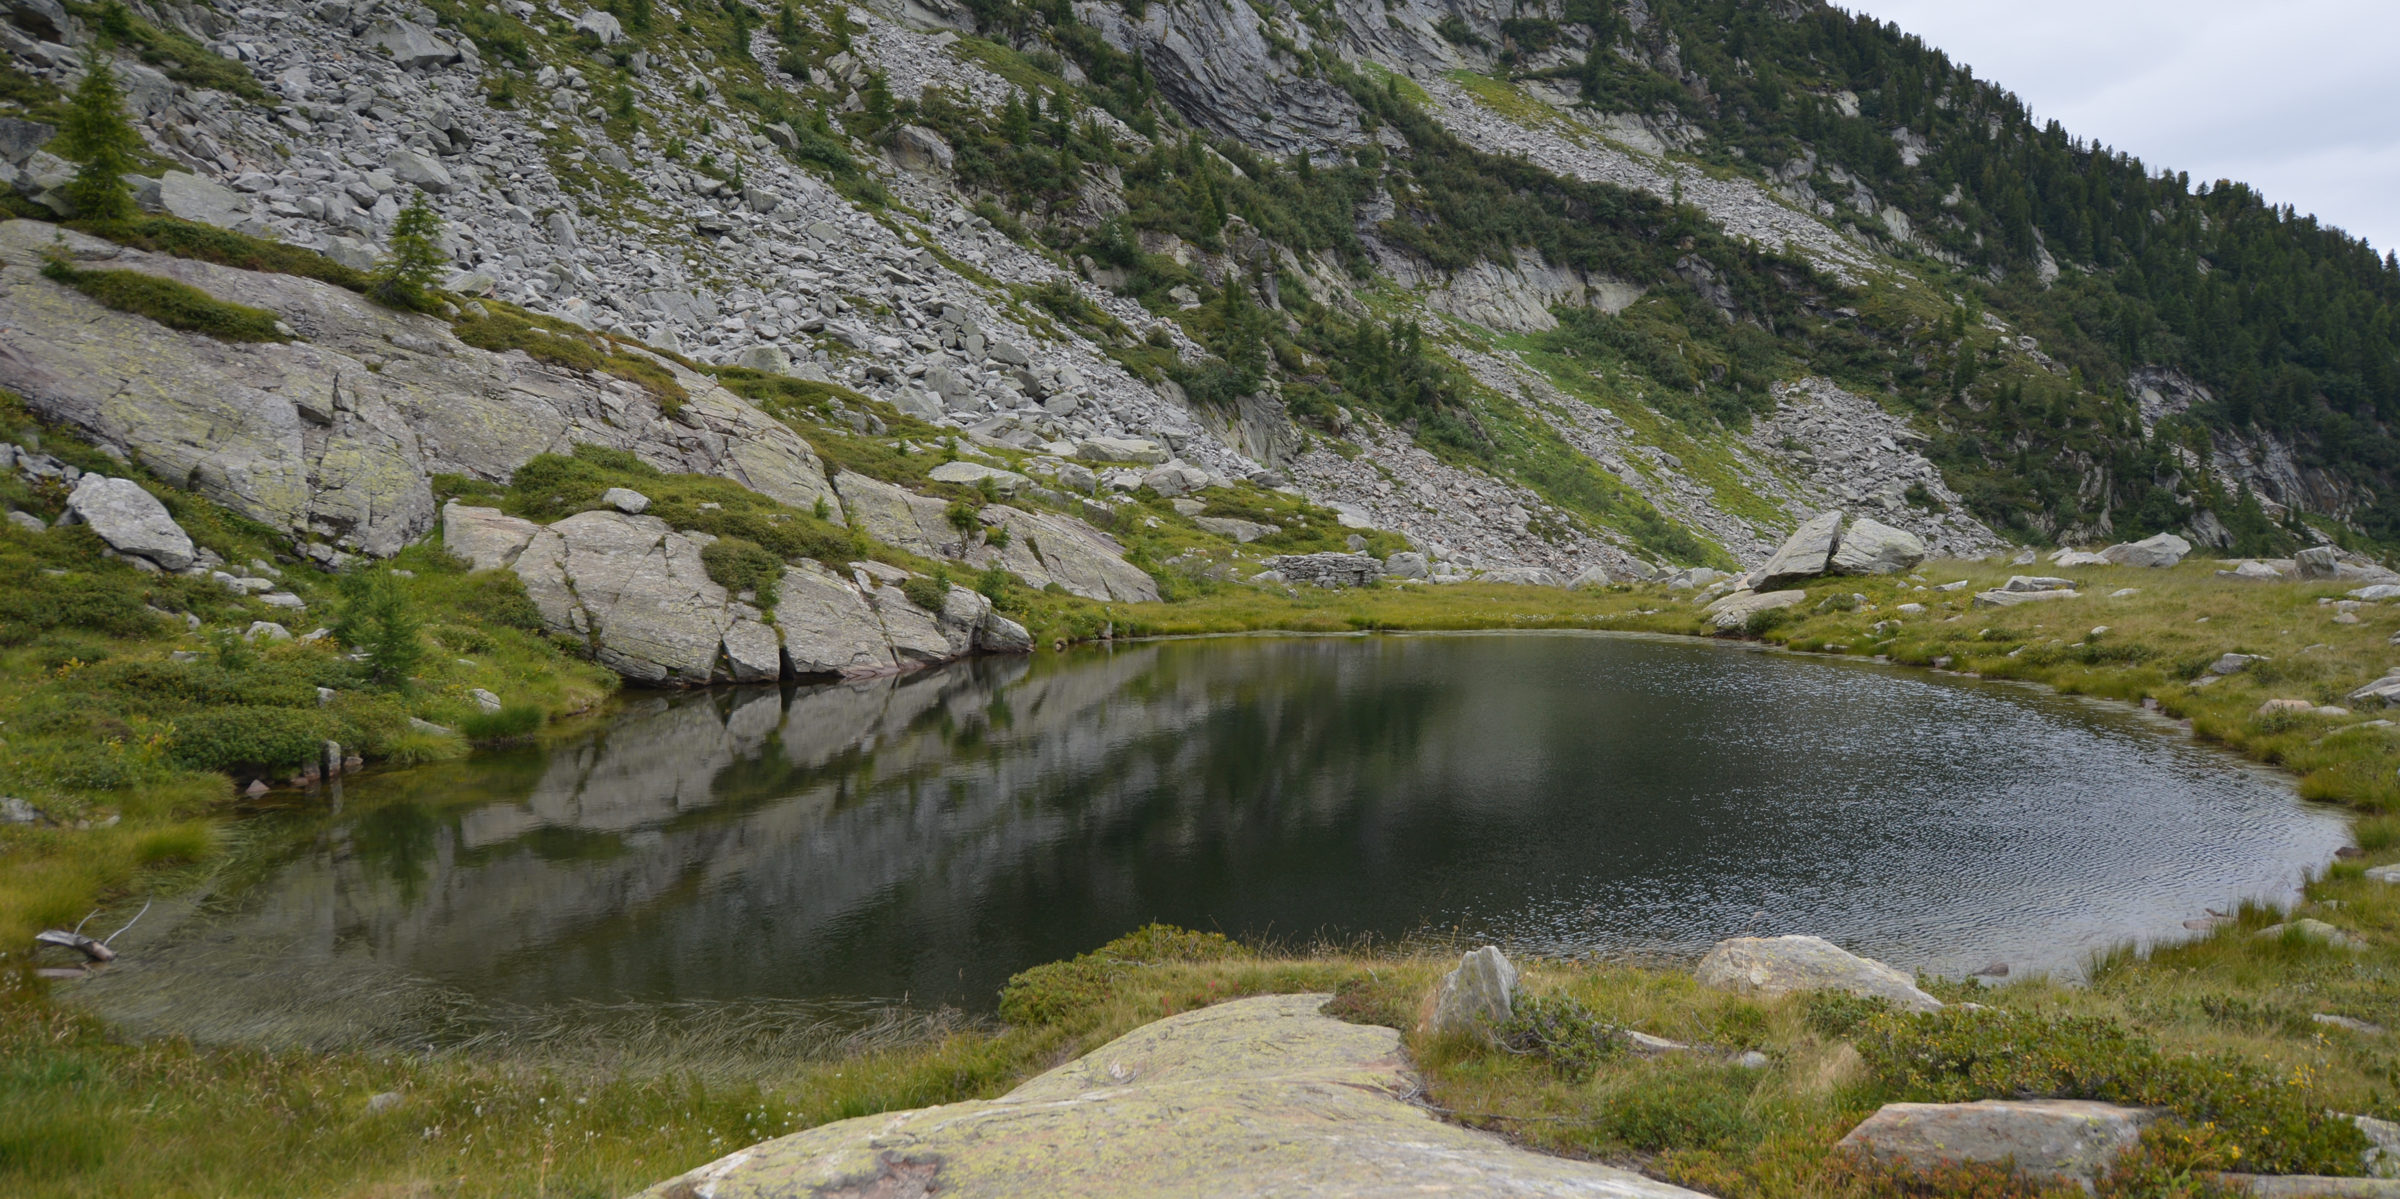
left=73, top=632, right=2349, bottom=1051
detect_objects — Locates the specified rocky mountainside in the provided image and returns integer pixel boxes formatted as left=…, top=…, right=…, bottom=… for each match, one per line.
left=0, top=0, right=2391, bottom=618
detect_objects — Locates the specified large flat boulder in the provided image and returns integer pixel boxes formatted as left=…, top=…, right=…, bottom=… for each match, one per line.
left=2100, top=533, right=2191, bottom=568
left=1829, top=517, right=1925, bottom=576
left=1751, top=510, right=1844, bottom=590
left=1973, top=588, right=2080, bottom=609
left=1837, top=1100, right=2158, bottom=1187
left=440, top=501, right=537, bottom=571
left=1694, top=935, right=1942, bottom=1012
left=630, top=994, right=1707, bottom=1199
left=65, top=474, right=195, bottom=569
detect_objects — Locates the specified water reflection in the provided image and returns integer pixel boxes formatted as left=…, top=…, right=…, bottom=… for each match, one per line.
left=84, top=634, right=2349, bottom=1044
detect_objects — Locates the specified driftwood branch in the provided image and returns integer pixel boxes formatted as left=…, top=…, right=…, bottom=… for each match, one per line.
left=31, top=900, right=149, bottom=963
left=33, top=927, right=114, bottom=962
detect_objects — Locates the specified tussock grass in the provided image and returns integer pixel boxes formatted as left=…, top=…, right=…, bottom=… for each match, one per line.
left=66, top=216, right=369, bottom=290
left=39, top=258, right=287, bottom=342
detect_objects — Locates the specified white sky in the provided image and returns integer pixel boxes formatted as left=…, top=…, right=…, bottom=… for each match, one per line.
left=1843, top=0, right=2400, bottom=256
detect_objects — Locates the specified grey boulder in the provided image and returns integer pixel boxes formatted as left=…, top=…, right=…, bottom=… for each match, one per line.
left=1430, top=946, right=1518, bottom=1039
left=1829, top=517, right=1926, bottom=576
left=2100, top=533, right=2191, bottom=568
left=1195, top=515, right=1276, bottom=544
left=1837, top=1100, right=2158, bottom=1187
left=1752, top=510, right=1844, bottom=590
left=67, top=474, right=196, bottom=570
left=365, top=19, right=462, bottom=70
left=1702, top=589, right=1806, bottom=631
left=154, top=171, right=261, bottom=232
left=511, top=510, right=776, bottom=686
left=1694, top=934, right=1942, bottom=1012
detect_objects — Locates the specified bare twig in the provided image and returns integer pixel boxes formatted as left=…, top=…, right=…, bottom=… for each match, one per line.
left=104, top=899, right=152, bottom=946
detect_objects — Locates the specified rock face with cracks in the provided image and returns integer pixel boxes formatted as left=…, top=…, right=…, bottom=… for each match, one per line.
left=629, top=993, right=1709, bottom=1199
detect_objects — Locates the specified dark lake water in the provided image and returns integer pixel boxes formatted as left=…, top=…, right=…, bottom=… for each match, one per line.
left=80, top=634, right=2349, bottom=1047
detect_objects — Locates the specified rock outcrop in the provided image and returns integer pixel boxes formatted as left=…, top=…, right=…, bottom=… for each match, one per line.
left=1694, top=935, right=1943, bottom=1012
left=630, top=993, right=1708, bottom=1199
left=0, top=222, right=838, bottom=561
left=442, top=503, right=1026, bottom=685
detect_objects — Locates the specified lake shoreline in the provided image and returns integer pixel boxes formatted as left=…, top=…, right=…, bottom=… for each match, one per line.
left=14, top=559, right=2400, bottom=1197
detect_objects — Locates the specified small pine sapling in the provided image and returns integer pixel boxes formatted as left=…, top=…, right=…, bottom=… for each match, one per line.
left=370, top=193, right=447, bottom=311
left=57, top=44, right=143, bottom=222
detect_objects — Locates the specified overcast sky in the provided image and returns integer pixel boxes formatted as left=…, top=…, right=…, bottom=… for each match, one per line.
left=1844, top=1, right=2399, bottom=256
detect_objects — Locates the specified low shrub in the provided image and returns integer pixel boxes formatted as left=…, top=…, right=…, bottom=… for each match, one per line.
left=900, top=570, right=951, bottom=614
left=997, top=924, right=1249, bottom=1030
left=1590, top=1058, right=1764, bottom=1152
left=40, top=259, right=287, bottom=342
left=1856, top=1006, right=2366, bottom=1175
left=451, top=304, right=688, bottom=413
left=700, top=536, right=783, bottom=608
left=168, top=706, right=332, bottom=774
left=1496, top=991, right=1622, bottom=1080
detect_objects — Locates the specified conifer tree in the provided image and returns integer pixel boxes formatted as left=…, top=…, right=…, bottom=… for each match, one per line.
left=57, top=44, right=142, bottom=222
left=370, top=193, right=446, bottom=310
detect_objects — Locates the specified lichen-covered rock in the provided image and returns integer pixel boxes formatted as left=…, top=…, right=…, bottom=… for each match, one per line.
left=440, top=502, right=538, bottom=572
left=833, top=470, right=957, bottom=558
left=65, top=474, right=195, bottom=569
left=1837, top=1100, right=2158, bottom=1186
left=1430, top=946, right=1517, bottom=1039
left=1694, top=935, right=1942, bottom=1012
left=630, top=993, right=1707, bottom=1199
left=975, top=506, right=1163, bottom=602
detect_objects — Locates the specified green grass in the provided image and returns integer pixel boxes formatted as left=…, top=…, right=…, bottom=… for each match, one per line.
left=66, top=216, right=369, bottom=290
left=450, top=301, right=689, bottom=413
left=0, top=394, right=615, bottom=958
left=38, top=259, right=286, bottom=342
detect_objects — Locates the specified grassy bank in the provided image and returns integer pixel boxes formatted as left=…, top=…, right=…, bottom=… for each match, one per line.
left=14, top=512, right=2400, bottom=1195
